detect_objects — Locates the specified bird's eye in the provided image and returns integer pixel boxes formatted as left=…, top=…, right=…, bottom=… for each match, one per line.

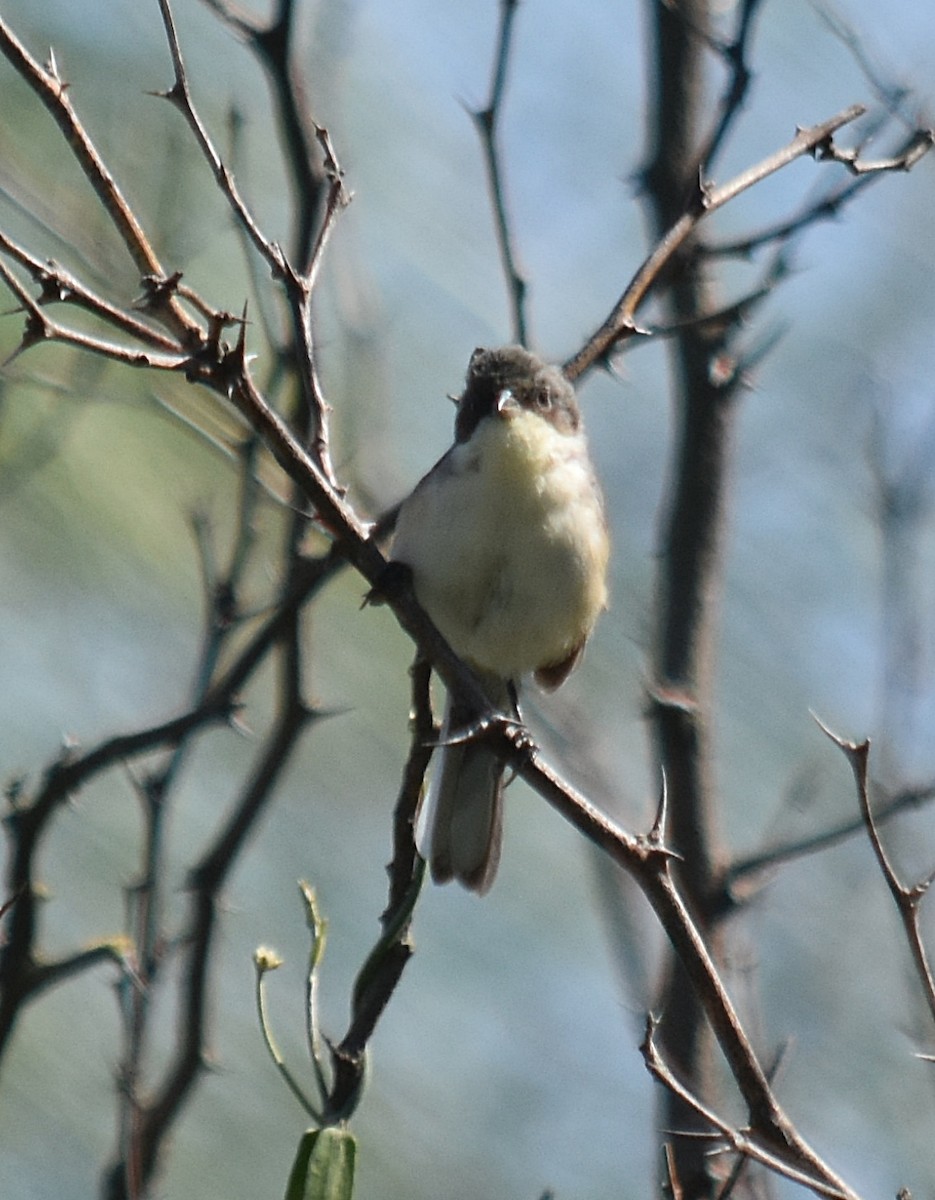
left=534, top=388, right=552, bottom=411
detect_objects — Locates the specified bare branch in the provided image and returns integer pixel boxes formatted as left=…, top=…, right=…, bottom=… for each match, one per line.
left=1, top=7, right=929, bottom=1197
left=724, top=780, right=935, bottom=906
left=0, top=231, right=180, bottom=351
left=305, top=124, right=352, bottom=292
left=0, top=257, right=189, bottom=371
left=642, top=1016, right=860, bottom=1200
left=25, top=939, right=130, bottom=1000
left=103, top=694, right=316, bottom=1198
left=155, top=2, right=347, bottom=490
left=0, top=17, right=200, bottom=343
left=815, top=125, right=934, bottom=174
left=697, top=0, right=767, bottom=172
left=816, top=719, right=935, bottom=1028
left=470, top=0, right=529, bottom=346
left=154, top=0, right=289, bottom=281
left=563, top=104, right=868, bottom=380
left=483, top=729, right=862, bottom=1198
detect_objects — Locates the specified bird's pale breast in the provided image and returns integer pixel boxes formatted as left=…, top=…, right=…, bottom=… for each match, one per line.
left=392, top=409, right=608, bottom=680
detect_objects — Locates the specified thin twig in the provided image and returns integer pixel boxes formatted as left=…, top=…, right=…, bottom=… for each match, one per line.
left=470, top=0, right=529, bottom=347
left=642, top=1016, right=859, bottom=1200
left=723, top=780, right=935, bottom=907
left=154, top=0, right=288, bottom=281
left=155, top=1, right=345, bottom=489
left=0, top=231, right=181, bottom=350
left=564, top=104, right=875, bottom=381
left=0, top=17, right=201, bottom=343
left=815, top=126, right=934, bottom=174
left=816, top=719, right=935, bottom=1028
left=0, top=257, right=189, bottom=371
left=249, top=0, right=329, bottom=270
left=697, top=0, right=766, bottom=173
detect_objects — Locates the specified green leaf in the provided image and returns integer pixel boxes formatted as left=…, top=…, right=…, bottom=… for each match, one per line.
left=284, top=1128, right=357, bottom=1200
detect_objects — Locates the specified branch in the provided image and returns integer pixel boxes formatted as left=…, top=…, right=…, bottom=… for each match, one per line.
left=564, top=103, right=889, bottom=381
left=0, top=17, right=201, bottom=343
left=642, top=1016, right=859, bottom=1200
left=0, top=12, right=920, bottom=1198
left=696, top=0, right=766, bottom=173
left=815, top=126, right=934, bottom=175
left=230, top=0, right=330, bottom=269
left=107, top=707, right=317, bottom=1199
left=470, top=0, right=529, bottom=347
left=723, top=779, right=935, bottom=907
left=0, top=256, right=189, bottom=371
left=154, top=0, right=288, bottom=281
left=816, top=719, right=935, bottom=1028
left=155, top=0, right=349, bottom=490
left=324, top=656, right=429, bottom=1117
left=462, top=723, right=860, bottom=1198
left=0, top=230, right=180, bottom=350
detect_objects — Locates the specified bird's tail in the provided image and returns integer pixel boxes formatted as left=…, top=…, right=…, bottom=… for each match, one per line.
left=416, top=678, right=513, bottom=894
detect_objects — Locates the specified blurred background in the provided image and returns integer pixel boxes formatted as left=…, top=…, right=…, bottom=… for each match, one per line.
left=1, top=1, right=934, bottom=1197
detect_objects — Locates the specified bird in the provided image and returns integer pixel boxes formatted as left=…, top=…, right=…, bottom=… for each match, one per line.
left=390, top=345, right=609, bottom=893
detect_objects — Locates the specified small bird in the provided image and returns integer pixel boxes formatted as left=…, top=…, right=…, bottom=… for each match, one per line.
left=391, top=345, right=609, bottom=893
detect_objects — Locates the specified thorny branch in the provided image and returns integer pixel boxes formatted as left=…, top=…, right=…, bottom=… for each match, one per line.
left=0, top=19, right=200, bottom=345
left=562, top=103, right=932, bottom=382
left=641, top=1017, right=855, bottom=1200
left=153, top=0, right=349, bottom=490
left=818, top=721, right=935, bottom=1029
left=563, top=104, right=863, bottom=381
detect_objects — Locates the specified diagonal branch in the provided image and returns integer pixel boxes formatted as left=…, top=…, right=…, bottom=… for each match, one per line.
left=562, top=102, right=927, bottom=381
left=696, top=0, right=766, bottom=173
left=722, top=779, right=935, bottom=908
left=642, top=1016, right=859, bottom=1200
left=154, top=0, right=289, bottom=282
left=0, top=16, right=201, bottom=343
left=0, top=230, right=181, bottom=350
left=0, top=257, right=188, bottom=371
left=817, top=719, right=935, bottom=1028
left=507, top=734, right=860, bottom=1199
left=470, top=0, right=529, bottom=347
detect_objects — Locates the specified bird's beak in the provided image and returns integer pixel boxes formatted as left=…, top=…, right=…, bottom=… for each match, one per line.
left=496, top=387, right=519, bottom=417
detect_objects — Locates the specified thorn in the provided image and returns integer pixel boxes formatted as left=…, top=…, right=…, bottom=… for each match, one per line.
left=810, top=710, right=870, bottom=757
left=649, top=769, right=668, bottom=844
left=235, top=299, right=249, bottom=358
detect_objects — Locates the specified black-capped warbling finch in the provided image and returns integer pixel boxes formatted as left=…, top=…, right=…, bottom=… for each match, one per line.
left=390, top=345, right=609, bottom=894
